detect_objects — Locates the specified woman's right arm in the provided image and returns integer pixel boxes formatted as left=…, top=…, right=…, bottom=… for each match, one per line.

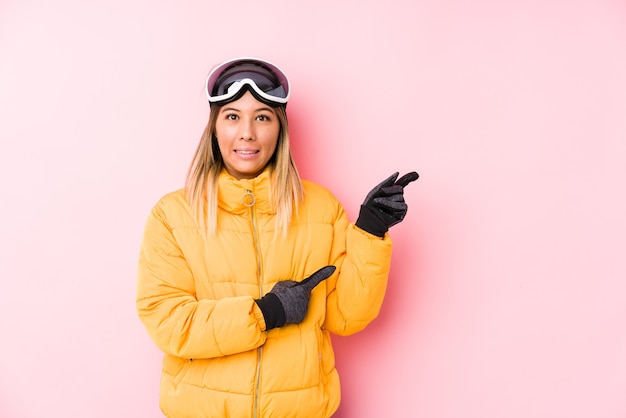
left=136, top=202, right=267, bottom=359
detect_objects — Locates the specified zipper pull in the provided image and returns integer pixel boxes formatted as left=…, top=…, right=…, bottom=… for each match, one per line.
left=243, top=189, right=256, bottom=207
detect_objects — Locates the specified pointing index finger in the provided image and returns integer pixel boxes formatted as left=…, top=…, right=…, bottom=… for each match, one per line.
left=394, top=172, right=419, bottom=188
left=299, top=266, right=336, bottom=290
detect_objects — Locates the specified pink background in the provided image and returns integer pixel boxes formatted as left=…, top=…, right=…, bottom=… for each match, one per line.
left=1, top=0, right=625, bottom=417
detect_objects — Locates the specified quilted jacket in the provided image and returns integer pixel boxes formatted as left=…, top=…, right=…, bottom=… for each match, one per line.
left=137, top=169, right=392, bottom=417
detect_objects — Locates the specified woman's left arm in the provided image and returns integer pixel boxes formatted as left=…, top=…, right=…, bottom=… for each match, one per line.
left=322, top=208, right=393, bottom=336
left=322, top=171, right=417, bottom=335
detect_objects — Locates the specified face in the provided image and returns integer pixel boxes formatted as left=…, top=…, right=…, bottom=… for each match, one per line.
left=215, top=91, right=280, bottom=180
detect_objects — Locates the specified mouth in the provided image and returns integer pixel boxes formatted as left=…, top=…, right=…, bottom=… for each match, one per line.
left=235, top=150, right=259, bottom=155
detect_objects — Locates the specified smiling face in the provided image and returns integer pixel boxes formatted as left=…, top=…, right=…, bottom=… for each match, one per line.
left=214, top=91, right=281, bottom=180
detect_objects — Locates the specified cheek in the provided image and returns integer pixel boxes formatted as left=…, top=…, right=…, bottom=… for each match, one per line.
left=214, top=123, right=226, bottom=140
left=215, top=124, right=232, bottom=150
left=267, top=126, right=280, bottom=151
left=266, top=134, right=279, bottom=155
left=215, top=135, right=233, bottom=158
left=215, top=138, right=227, bottom=155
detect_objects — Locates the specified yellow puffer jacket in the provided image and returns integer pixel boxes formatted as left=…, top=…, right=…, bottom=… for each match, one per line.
left=137, top=170, right=392, bottom=417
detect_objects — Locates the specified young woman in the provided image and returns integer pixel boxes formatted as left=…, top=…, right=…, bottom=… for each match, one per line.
left=136, top=57, right=418, bottom=417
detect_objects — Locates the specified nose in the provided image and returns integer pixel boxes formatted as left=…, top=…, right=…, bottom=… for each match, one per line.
left=239, top=118, right=254, bottom=141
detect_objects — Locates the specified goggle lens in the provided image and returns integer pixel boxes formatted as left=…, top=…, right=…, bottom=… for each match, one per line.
left=206, top=58, right=290, bottom=106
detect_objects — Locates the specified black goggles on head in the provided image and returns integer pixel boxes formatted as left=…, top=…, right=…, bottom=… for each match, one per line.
left=205, top=57, right=290, bottom=106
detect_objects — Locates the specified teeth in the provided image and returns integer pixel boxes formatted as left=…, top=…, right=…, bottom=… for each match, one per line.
left=237, top=150, right=257, bottom=155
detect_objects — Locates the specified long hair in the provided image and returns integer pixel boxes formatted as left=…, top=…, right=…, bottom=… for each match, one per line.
left=185, top=104, right=304, bottom=236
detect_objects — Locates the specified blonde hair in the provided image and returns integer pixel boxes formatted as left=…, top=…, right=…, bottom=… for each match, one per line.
left=185, top=104, right=304, bottom=235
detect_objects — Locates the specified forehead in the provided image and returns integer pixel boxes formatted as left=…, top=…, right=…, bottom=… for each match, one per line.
left=218, top=91, right=277, bottom=113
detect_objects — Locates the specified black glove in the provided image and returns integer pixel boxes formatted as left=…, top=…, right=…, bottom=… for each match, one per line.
left=255, top=266, right=336, bottom=330
left=355, top=171, right=419, bottom=237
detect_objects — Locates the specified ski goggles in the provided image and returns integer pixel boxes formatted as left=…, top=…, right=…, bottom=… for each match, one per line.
left=205, top=57, right=290, bottom=106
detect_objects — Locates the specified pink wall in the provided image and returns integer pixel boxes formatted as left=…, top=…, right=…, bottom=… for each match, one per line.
left=1, top=0, right=625, bottom=417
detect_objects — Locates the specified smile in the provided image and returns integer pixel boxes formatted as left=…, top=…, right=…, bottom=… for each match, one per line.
left=235, top=150, right=259, bottom=155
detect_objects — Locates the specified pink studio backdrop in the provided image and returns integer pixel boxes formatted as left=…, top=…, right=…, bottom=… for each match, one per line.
left=1, top=1, right=625, bottom=417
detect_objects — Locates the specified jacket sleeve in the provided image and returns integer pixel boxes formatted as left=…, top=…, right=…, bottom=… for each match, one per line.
left=136, top=201, right=267, bottom=359
left=322, top=205, right=393, bottom=336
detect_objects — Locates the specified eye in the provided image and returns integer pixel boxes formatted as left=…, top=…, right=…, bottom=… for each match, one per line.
left=256, top=114, right=271, bottom=121
left=225, top=113, right=238, bottom=120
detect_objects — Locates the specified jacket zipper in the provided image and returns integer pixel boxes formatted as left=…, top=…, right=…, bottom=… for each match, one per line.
left=245, top=189, right=264, bottom=418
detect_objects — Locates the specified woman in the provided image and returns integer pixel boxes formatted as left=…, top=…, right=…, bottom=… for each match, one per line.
left=136, top=57, right=418, bottom=417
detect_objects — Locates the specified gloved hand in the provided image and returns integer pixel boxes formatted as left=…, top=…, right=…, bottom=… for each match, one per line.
left=255, top=266, right=336, bottom=330
left=355, top=171, right=419, bottom=237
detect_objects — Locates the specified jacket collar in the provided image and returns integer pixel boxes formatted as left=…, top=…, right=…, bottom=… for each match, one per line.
left=217, top=169, right=275, bottom=215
